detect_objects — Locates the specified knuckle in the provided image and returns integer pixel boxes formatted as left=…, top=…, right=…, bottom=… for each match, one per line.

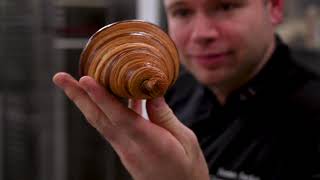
left=186, top=129, right=200, bottom=146
left=96, top=114, right=111, bottom=130
left=66, top=88, right=86, bottom=104
left=85, top=109, right=103, bottom=126
left=85, top=110, right=117, bottom=142
left=158, top=108, right=175, bottom=123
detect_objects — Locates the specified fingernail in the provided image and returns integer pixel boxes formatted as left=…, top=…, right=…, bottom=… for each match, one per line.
left=79, top=76, right=93, bottom=92
left=52, top=73, right=67, bottom=88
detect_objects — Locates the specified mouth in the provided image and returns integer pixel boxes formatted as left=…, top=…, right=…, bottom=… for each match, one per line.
left=190, top=51, right=231, bottom=67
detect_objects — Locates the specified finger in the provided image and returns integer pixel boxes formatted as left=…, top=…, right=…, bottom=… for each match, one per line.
left=78, top=76, right=144, bottom=130
left=52, top=73, right=116, bottom=139
left=146, top=97, right=196, bottom=153
left=146, top=97, right=181, bottom=129
left=128, top=99, right=143, bottom=115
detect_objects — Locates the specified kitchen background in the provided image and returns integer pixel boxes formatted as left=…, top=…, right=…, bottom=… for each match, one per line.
left=0, top=0, right=319, bottom=180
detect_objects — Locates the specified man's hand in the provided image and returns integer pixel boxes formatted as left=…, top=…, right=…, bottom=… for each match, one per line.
left=52, top=72, right=209, bottom=180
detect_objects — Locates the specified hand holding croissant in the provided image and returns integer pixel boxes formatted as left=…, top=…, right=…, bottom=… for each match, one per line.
left=53, top=20, right=210, bottom=180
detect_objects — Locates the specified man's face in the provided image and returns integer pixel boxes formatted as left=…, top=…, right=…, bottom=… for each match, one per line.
left=164, top=0, right=283, bottom=88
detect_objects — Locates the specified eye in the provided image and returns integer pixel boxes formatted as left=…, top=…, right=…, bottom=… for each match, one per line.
left=220, top=3, right=236, bottom=11
left=171, top=8, right=193, bottom=18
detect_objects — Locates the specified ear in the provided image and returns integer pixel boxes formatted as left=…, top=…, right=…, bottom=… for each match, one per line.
left=267, top=0, right=284, bottom=25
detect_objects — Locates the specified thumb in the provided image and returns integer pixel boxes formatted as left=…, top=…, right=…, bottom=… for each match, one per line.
left=147, top=97, right=209, bottom=179
left=146, top=97, right=194, bottom=148
left=146, top=97, right=179, bottom=129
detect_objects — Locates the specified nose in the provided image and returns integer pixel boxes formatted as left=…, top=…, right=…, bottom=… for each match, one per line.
left=191, top=14, right=219, bottom=46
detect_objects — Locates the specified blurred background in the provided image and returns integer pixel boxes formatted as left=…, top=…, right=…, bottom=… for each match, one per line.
left=0, top=0, right=319, bottom=180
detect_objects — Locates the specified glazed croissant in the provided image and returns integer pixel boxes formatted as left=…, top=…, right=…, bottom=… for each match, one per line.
left=79, top=20, right=180, bottom=99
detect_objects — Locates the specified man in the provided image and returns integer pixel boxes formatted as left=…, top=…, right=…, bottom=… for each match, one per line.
left=53, top=0, right=320, bottom=179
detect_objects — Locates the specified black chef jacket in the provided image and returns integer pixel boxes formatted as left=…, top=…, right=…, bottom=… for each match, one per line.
left=165, top=37, right=320, bottom=180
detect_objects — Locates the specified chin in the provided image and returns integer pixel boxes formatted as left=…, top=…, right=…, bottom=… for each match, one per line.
left=194, top=73, right=222, bottom=87
left=183, top=63, right=227, bottom=86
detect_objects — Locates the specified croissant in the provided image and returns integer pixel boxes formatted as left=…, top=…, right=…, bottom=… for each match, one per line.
left=79, top=20, right=180, bottom=99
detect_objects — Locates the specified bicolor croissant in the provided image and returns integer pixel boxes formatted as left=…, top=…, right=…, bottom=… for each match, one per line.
left=79, top=20, right=180, bottom=99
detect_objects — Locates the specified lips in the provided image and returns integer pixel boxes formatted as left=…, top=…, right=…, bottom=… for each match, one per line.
left=190, top=51, right=231, bottom=67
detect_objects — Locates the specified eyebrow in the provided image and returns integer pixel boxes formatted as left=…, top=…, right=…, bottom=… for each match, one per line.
left=165, top=0, right=247, bottom=11
left=164, top=0, right=187, bottom=11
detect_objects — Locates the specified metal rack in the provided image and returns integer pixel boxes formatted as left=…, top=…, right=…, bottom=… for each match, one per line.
left=0, top=0, right=137, bottom=180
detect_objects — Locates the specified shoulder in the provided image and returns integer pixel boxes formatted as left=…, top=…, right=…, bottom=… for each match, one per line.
left=286, top=49, right=320, bottom=123
left=291, top=48, right=320, bottom=77
left=290, top=48, right=320, bottom=108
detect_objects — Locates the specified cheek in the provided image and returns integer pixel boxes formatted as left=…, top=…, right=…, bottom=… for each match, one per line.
left=220, top=16, right=261, bottom=56
left=168, top=22, right=190, bottom=52
left=230, top=18, right=272, bottom=60
left=218, top=22, right=248, bottom=61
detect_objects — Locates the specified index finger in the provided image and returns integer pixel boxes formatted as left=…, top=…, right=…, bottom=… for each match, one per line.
left=78, top=76, right=145, bottom=129
left=52, top=73, right=115, bottom=135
